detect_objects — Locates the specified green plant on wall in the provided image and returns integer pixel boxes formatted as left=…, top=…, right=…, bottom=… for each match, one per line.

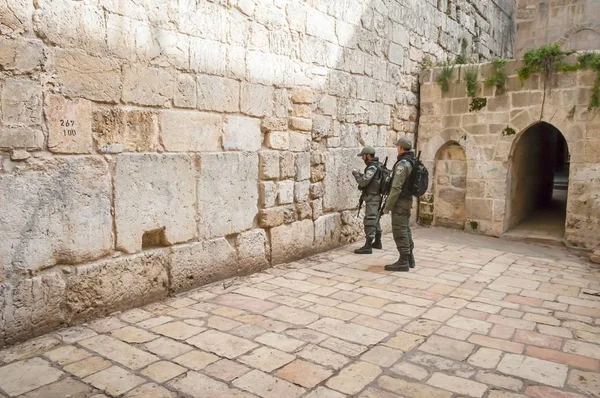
left=502, top=126, right=516, bottom=136
left=576, top=52, right=600, bottom=110
left=469, top=97, right=487, bottom=112
left=464, top=67, right=478, bottom=97
left=484, top=58, right=508, bottom=93
left=436, top=61, right=455, bottom=92
left=456, top=38, right=469, bottom=65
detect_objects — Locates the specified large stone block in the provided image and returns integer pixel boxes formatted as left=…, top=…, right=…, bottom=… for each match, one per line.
left=259, top=150, right=280, bottom=179
left=0, top=125, right=44, bottom=150
left=45, top=94, right=93, bottom=154
left=270, top=219, right=315, bottom=264
left=1, top=0, right=35, bottom=33
left=93, top=109, right=159, bottom=152
left=314, top=213, right=342, bottom=251
left=241, top=83, right=274, bottom=116
left=65, top=250, right=169, bottom=321
left=190, top=37, right=227, bottom=76
left=160, top=110, right=221, bottom=152
left=223, top=116, right=261, bottom=151
left=197, top=75, right=240, bottom=112
left=122, top=66, right=174, bottom=107
left=174, top=74, right=197, bottom=108
left=235, top=229, right=270, bottom=273
left=0, top=37, right=43, bottom=73
left=33, top=0, right=106, bottom=55
left=0, top=156, right=112, bottom=271
left=48, top=48, right=121, bottom=103
left=198, top=152, right=258, bottom=238
left=114, top=154, right=197, bottom=253
left=295, top=152, right=311, bottom=181
left=0, top=272, right=66, bottom=347
left=323, top=148, right=364, bottom=211
left=1, top=78, right=42, bottom=125
left=169, top=239, right=237, bottom=293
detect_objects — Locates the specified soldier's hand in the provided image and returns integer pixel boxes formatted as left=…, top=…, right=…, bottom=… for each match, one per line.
left=352, top=169, right=360, bottom=177
left=382, top=209, right=390, bottom=215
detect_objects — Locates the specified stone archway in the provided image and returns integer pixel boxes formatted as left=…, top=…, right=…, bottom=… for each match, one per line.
left=504, top=122, right=569, bottom=241
left=433, top=141, right=467, bottom=229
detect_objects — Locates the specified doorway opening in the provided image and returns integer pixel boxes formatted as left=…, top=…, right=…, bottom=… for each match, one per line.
left=433, top=141, right=467, bottom=230
left=503, top=122, right=569, bottom=243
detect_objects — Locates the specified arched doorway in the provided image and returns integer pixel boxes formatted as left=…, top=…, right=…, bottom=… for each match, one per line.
left=504, top=122, right=569, bottom=241
left=434, top=141, right=467, bottom=229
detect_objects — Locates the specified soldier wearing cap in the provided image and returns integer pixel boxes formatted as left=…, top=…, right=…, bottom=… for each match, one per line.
left=381, top=137, right=416, bottom=271
left=352, top=146, right=383, bottom=254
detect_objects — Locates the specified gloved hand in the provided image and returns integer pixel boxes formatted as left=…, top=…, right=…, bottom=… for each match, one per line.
left=352, top=169, right=360, bottom=177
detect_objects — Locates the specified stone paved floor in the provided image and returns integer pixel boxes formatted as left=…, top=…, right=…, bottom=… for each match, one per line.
left=1, top=228, right=600, bottom=398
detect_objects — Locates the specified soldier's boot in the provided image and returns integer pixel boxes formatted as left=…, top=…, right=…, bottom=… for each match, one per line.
left=372, top=232, right=383, bottom=249
left=384, top=253, right=410, bottom=272
left=408, top=252, right=416, bottom=268
left=354, top=238, right=373, bottom=254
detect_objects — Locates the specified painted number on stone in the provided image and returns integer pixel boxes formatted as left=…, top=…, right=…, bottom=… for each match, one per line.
left=60, top=119, right=76, bottom=136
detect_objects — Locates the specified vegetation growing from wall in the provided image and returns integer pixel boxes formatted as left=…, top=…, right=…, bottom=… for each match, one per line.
left=469, top=97, right=487, bottom=112
left=436, top=62, right=455, bottom=92
left=577, top=52, right=600, bottom=110
left=456, top=38, right=469, bottom=64
left=464, top=67, right=478, bottom=97
left=484, top=58, right=508, bottom=93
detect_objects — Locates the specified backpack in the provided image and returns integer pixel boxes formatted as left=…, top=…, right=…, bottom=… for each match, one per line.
left=381, top=151, right=429, bottom=197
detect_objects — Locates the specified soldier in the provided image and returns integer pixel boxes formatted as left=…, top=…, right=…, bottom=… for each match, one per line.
left=352, top=146, right=383, bottom=254
left=381, top=137, right=416, bottom=271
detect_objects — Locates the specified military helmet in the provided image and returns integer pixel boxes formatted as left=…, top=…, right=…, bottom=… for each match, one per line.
left=357, top=146, right=376, bottom=156
left=396, top=137, right=412, bottom=150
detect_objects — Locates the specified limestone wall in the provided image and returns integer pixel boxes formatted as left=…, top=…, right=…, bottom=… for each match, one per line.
left=0, top=0, right=513, bottom=346
left=418, top=61, right=600, bottom=249
left=516, top=0, right=600, bottom=57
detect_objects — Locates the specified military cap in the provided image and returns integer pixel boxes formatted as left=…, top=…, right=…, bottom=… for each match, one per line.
left=396, top=137, right=412, bottom=150
left=357, top=146, right=376, bottom=156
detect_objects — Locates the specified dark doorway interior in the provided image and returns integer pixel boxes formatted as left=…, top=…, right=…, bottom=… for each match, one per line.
left=504, top=122, right=569, bottom=243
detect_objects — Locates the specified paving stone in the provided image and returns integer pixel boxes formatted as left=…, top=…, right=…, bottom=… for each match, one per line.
left=525, top=385, right=587, bottom=398
left=238, top=346, right=295, bottom=372
left=142, top=337, right=193, bottom=359
left=419, top=335, right=475, bottom=361
left=468, top=334, right=524, bottom=354
left=404, top=319, right=442, bottom=336
left=437, top=297, right=469, bottom=309
left=500, top=309, right=524, bottom=318
left=170, top=371, right=256, bottom=398
left=308, top=304, right=357, bottom=320
left=390, top=361, right=429, bottom=380
left=493, top=276, right=539, bottom=290
left=447, top=315, right=492, bottom=334
left=141, top=361, right=186, bottom=383
left=538, top=324, right=573, bottom=339
left=186, top=330, right=258, bottom=359
left=354, top=296, right=389, bottom=308
left=427, top=372, right=488, bottom=397
left=63, top=356, right=112, bottom=378
left=137, top=316, right=174, bottom=329
left=285, top=329, right=330, bottom=344
left=486, top=392, right=527, bottom=398
left=87, top=317, right=127, bottom=333
left=377, top=375, right=452, bottom=398
left=151, top=321, right=205, bottom=340
left=79, top=335, right=159, bottom=370
left=523, top=313, right=561, bottom=326
left=204, top=359, right=251, bottom=381
left=358, top=387, right=401, bottom=398
left=382, top=303, right=427, bottom=317
left=488, top=315, right=536, bottom=330
left=407, top=352, right=476, bottom=378
left=308, top=317, right=387, bottom=345
left=320, top=337, right=367, bottom=356
left=422, top=307, right=457, bottom=322
left=436, top=325, right=472, bottom=340
left=264, top=305, right=320, bottom=325
left=57, top=327, right=98, bottom=344
left=111, top=326, right=158, bottom=343
left=360, top=346, right=404, bottom=367
left=297, top=344, right=350, bottom=370
left=490, top=325, right=516, bottom=339
left=275, top=359, right=333, bottom=388
left=124, top=383, right=176, bottom=398
left=514, top=330, right=562, bottom=349
left=563, top=340, right=600, bottom=360
left=304, top=386, right=346, bottom=398
left=255, top=332, right=305, bottom=352
left=213, top=293, right=279, bottom=313
left=43, top=345, right=92, bottom=365
left=233, top=369, right=306, bottom=398
left=526, top=346, right=600, bottom=371
left=475, top=370, right=523, bottom=391
left=0, top=336, right=61, bottom=363
left=566, top=370, right=600, bottom=396
left=497, top=354, right=568, bottom=388
left=459, top=309, right=491, bottom=321
left=467, top=347, right=503, bottom=368
left=173, top=350, right=219, bottom=370
left=0, top=358, right=64, bottom=396
left=383, top=331, right=424, bottom=351
left=167, top=307, right=208, bottom=319
left=84, top=366, right=146, bottom=396
left=338, top=302, right=383, bottom=316
left=206, top=315, right=243, bottom=331
left=352, top=315, right=399, bottom=332
left=326, top=361, right=381, bottom=395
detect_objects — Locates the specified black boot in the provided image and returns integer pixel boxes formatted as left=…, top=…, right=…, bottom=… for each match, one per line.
left=372, top=233, right=382, bottom=249
left=385, top=253, right=410, bottom=272
left=408, top=252, right=415, bottom=268
left=354, top=238, right=373, bottom=254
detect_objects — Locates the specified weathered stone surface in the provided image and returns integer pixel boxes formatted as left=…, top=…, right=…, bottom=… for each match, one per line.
left=0, top=156, right=111, bottom=271
left=115, top=154, right=196, bottom=253
left=0, top=125, right=44, bottom=150
left=169, top=239, right=237, bottom=293
left=84, top=366, right=145, bottom=396
left=45, top=95, right=93, bottom=154
left=93, top=109, right=159, bottom=152
left=187, top=330, right=258, bottom=359
left=1, top=78, right=42, bottom=125
left=197, top=75, right=240, bottom=112
left=497, top=354, right=568, bottom=388
left=223, top=116, right=261, bottom=152
left=174, top=73, right=197, bottom=108
left=66, top=250, right=169, bottom=320
left=122, top=66, right=173, bottom=107
left=241, top=83, right=274, bottom=116
left=259, top=208, right=285, bottom=228
left=259, top=151, right=280, bottom=179
left=197, top=152, right=258, bottom=238
left=324, top=149, right=364, bottom=211
left=170, top=371, right=255, bottom=398
left=0, top=358, right=63, bottom=396
left=235, top=229, right=270, bottom=272
left=270, top=220, right=315, bottom=264
left=314, top=214, right=342, bottom=251
left=48, top=48, right=121, bottom=103
left=160, top=111, right=221, bottom=152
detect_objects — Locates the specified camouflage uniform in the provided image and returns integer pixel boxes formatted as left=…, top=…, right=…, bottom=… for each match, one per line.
left=352, top=147, right=383, bottom=254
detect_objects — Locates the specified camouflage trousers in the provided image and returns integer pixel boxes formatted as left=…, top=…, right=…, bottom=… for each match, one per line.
left=363, top=197, right=382, bottom=240
left=391, top=207, right=414, bottom=255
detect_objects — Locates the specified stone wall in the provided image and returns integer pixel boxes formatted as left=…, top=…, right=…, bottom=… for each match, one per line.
left=418, top=61, right=600, bottom=249
left=0, top=0, right=514, bottom=346
left=516, top=0, right=600, bottom=57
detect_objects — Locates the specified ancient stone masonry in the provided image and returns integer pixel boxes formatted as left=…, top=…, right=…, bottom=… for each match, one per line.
left=0, top=0, right=513, bottom=346
left=418, top=61, right=600, bottom=249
